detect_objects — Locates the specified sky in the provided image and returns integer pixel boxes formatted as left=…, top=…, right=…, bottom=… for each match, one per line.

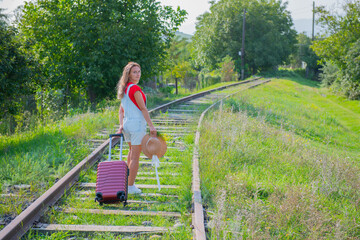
left=0, top=0, right=345, bottom=35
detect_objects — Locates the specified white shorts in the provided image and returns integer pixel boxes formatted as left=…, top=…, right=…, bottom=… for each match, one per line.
left=123, top=119, right=147, bottom=145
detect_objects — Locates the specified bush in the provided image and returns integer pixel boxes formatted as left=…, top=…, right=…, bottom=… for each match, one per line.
left=319, top=62, right=340, bottom=87
left=199, top=70, right=221, bottom=88
left=218, top=55, right=238, bottom=82
left=260, top=68, right=301, bottom=78
left=320, top=60, right=360, bottom=100
left=159, top=85, right=174, bottom=95
left=35, top=88, right=67, bottom=122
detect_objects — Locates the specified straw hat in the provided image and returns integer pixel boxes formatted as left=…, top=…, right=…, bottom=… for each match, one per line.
left=141, top=134, right=167, bottom=159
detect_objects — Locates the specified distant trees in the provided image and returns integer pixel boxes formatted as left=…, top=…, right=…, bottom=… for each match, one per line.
left=289, top=33, right=319, bottom=78
left=164, top=35, right=238, bottom=93
left=312, top=1, right=360, bottom=99
left=163, top=35, right=198, bottom=93
left=191, top=0, right=297, bottom=75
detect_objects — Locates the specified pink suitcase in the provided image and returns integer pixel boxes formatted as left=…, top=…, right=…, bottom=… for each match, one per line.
left=95, top=134, right=129, bottom=206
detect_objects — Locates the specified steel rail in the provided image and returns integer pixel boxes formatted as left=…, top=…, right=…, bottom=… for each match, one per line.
left=192, top=79, right=271, bottom=240
left=148, top=77, right=261, bottom=115
left=0, top=77, right=262, bottom=240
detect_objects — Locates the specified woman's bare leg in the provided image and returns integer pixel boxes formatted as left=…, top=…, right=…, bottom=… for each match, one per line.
left=126, top=142, right=131, bottom=167
left=128, top=144, right=141, bottom=186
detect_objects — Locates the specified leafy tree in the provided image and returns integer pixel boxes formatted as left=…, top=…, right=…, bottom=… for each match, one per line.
left=312, top=1, right=360, bottom=99
left=170, top=60, right=198, bottom=93
left=18, top=0, right=186, bottom=105
left=0, top=8, right=38, bottom=119
left=191, top=0, right=297, bottom=74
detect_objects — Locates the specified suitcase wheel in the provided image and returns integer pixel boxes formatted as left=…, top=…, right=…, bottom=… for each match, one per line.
left=117, top=191, right=126, bottom=202
left=95, top=192, right=103, bottom=203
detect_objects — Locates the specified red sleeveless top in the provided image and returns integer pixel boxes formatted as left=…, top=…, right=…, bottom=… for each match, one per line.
left=125, top=83, right=146, bottom=110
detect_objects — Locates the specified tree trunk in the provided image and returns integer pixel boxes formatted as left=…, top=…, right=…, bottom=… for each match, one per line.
left=306, top=66, right=309, bottom=78
left=88, top=87, right=97, bottom=110
left=175, top=78, right=178, bottom=95
left=64, top=85, right=70, bottom=113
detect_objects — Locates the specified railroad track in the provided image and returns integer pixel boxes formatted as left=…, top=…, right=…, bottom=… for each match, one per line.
left=0, top=77, right=270, bottom=240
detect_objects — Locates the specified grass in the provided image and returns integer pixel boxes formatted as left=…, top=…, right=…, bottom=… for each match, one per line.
left=199, top=75, right=360, bottom=239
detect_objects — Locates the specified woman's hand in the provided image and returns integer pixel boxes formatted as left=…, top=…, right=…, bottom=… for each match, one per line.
left=149, top=125, right=157, bottom=137
left=117, top=125, right=123, bottom=134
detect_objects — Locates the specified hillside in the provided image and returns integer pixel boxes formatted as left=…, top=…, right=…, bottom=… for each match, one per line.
left=200, top=74, right=360, bottom=239
left=175, top=31, right=192, bottom=41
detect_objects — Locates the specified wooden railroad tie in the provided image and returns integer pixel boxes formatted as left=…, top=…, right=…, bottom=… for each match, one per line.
left=78, top=183, right=180, bottom=189
left=133, top=176, right=158, bottom=180
left=76, top=191, right=179, bottom=198
left=138, top=161, right=182, bottom=165
left=63, top=208, right=181, bottom=217
left=137, top=172, right=180, bottom=176
left=154, top=126, right=191, bottom=129
left=74, top=198, right=169, bottom=205
left=32, top=223, right=171, bottom=234
left=167, top=109, right=199, bottom=112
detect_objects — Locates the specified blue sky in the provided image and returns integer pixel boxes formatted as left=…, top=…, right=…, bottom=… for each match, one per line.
left=0, top=0, right=345, bottom=35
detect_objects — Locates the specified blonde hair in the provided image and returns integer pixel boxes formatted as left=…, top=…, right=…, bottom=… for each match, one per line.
left=116, top=62, right=141, bottom=99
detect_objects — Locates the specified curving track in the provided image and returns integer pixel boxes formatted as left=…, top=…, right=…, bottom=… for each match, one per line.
left=0, top=77, right=270, bottom=240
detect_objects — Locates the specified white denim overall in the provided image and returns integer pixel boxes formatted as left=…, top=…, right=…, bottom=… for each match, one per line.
left=121, top=84, right=147, bottom=145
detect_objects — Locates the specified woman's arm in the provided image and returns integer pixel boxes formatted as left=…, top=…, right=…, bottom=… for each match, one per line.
left=134, top=91, right=157, bottom=136
left=117, top=105, right=124, bottom=133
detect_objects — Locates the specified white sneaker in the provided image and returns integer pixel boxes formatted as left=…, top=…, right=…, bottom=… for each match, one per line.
left=128, top=185, right=142, bottom=194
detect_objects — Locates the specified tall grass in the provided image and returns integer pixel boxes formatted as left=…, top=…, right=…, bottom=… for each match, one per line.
left=200, top=77, right=360, bottom=239
left=0, top=108, right=118, bottom=225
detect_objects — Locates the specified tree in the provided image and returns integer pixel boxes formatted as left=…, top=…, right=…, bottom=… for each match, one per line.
left=312, top=1, right=360, bottom=99
left=18, top=0, right=186, bottom=105
left=191, top=0, right=297, bottom=74
left=0, top=8, right=38, bottom=119
left=170, top=61, right=197, bottom=93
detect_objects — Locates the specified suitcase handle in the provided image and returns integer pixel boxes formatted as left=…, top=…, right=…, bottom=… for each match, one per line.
left=108, top=133, right=124, bottom=161
left=109, top=133, right=124, bottom=138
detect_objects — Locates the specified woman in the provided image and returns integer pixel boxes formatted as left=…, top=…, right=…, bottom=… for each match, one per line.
left=116, top=62, right=157, bottom=194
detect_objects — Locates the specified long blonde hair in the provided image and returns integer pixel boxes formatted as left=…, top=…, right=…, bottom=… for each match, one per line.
left=116, top=62, right=141, bottom=99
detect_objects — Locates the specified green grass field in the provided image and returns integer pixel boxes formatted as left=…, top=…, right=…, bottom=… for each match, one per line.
left=199, top=76, right=360, bottom=239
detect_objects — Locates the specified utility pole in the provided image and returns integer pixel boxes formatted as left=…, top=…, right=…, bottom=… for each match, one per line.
left=241, top=8, right=246, bottom=80
left=312, top=1, right=315, bottom=40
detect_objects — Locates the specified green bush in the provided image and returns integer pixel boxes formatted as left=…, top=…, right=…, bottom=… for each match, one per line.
left=199, top=70, right=221, bottom=88
left=159, top=86, right=174, bottom=95
left=260, top=68, right=299, bottom=78
left=218, top=55, right=238, bottom=82
left=319, top=62, right=340, bottom=87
